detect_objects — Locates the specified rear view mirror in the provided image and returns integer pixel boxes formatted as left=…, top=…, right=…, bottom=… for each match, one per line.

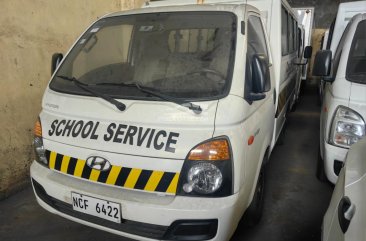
left=248, top=54, right=270, bottom=101
left=51, top=53, right=63, bottom=74
left=313, top=50, right=332, bottom=77
left=294, top=46, right=313, bottom=65
left=304, top=46, right=313, bottom=59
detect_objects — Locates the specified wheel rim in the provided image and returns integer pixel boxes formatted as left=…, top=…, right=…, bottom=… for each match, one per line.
left=256, top=170, right=264, bottom=205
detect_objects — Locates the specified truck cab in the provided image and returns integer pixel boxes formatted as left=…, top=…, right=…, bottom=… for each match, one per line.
left=314, top=13, right=366, bottom=184
left=317, top=1, right=366, bottom=106
left=31, top=2, right=276, bottom=241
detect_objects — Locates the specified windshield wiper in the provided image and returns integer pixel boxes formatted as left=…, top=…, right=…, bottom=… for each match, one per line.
left=57, top=75, right=126, bottom=111
left=94, top=81, right=202, bottom=114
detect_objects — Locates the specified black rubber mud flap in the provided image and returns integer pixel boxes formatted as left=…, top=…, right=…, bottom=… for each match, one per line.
left=316, top=147, right=327, bottom=182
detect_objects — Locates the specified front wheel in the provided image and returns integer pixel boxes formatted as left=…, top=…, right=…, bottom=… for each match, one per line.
left=316, top=147, right=327, bottom=182
left=242, top=164, right=266, bottom=226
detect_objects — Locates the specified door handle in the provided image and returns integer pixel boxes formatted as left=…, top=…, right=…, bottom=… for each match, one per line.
left=338, top=196, right=355, bottom=233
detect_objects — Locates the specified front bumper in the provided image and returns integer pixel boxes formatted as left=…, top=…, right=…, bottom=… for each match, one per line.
left=30, top=161, right=240, bottom=241
left=323, top=141, right=348, bottom=184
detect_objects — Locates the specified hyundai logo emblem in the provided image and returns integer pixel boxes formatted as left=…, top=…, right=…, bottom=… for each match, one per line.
left=86, top=156, right=111, bottom=171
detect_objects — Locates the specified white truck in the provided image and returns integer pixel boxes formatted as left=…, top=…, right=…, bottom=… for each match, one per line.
left=318, top=1, right=366, bottom=105
left=30, top=1, right=301, bottom=240
left=294, top=7, right=314, bottom=82
left=328, top=1, right=366, bottom=54
left=247, top=0, right=312, bottom=147
left=313, top=13, right=366, bottom=184
left=295, top=24, right=306, bottom=102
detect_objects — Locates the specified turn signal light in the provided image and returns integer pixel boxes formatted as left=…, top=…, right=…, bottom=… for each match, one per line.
left=188, top=139, right=230, bottom=161
left=33, top=117, right=47, bottom=166
left=34, top=118, right=42, bottom=137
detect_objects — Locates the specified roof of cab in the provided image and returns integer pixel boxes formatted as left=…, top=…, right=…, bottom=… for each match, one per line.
left=143, top=0, right=245, bottom=7
left=104, top=1, right=258, bottom=19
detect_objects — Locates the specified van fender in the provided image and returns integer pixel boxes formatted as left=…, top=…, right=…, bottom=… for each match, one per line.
left=246, top=144, right=270, bottom=208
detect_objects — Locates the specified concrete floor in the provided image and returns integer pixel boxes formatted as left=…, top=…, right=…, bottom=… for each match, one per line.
left=0, top=85, right=333, bottom=241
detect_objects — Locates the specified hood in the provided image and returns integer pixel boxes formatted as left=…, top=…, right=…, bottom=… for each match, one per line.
left=40, top=88, right=218, bottom=160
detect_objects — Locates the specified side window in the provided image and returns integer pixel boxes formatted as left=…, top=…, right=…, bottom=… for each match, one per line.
left=293, top=18, right=298, bottom=52
left=332, top=19, right=353, bottom=78
left=346, top=20, right=366, bottom=83
left=281, top=7, right=288, bottom=55
left=245, top=15, right=270, bottom=98
left=288, top=15, right=294, bottom=53
left=326, top=18, right=336, bottom=50
left=246, top=16, right=269, bottom=57
left=297, top=27, right=302, bottom=57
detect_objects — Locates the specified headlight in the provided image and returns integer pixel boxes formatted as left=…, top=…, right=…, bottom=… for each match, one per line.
left=178, top=137, right=232, bottom=197
left=33, top=118, right=48, bottom=166
left=329, top=106, right=365, bottom=148
left=183, top=163, right=223, bottom=194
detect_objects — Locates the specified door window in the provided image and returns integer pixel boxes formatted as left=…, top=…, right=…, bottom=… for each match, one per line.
left=245, top=15, right=270, bottom=101
left=288, top=15, right=294, bottom=53
left=332, top=19, right=353, bottom=79
left=346, top=20, right=366, bottom=84
left=281, top=7, right=288, bottom=55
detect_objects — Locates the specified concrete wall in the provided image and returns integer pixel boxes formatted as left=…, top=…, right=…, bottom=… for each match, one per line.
left=0, top=0, right=145, bottom=199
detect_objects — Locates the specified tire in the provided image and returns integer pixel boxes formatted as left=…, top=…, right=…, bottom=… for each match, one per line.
left=242, top=164, right=266, bottom=226
left=316, top=147, right=327, bottom=182
left=317, top=81, right=324, bottom=106
left=276, top=123, right=286, bottom=146
left=290, top=94, right=298, bottom=112
left=290, top=100, right=297, bottom=112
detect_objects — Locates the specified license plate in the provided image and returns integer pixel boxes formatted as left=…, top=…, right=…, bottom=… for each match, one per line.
left=71, top=192, right=121, bottom=223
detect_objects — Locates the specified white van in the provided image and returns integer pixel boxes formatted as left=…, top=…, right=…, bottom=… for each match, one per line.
left=294, top=7, right=314, bottom=82
left=313, top=13, right=366, bottom=184
left=318, top=1, right=366, bottom=105
left=31, top=2, right=277, bottom=241
left=295, top=24, right=306, bottom=102
left=247, top=0, right=311, bottom=147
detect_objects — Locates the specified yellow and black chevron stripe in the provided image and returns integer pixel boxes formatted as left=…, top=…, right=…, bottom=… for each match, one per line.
left=45, top=150, right=180, bottom=194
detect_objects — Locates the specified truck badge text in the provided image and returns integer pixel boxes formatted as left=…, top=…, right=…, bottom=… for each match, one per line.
left=48, top=119, right=180, bottom=153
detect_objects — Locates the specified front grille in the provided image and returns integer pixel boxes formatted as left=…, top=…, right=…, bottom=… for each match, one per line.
left=45, top=150, right=180, bottom=194
left=32, top=178, right=168, bottom=239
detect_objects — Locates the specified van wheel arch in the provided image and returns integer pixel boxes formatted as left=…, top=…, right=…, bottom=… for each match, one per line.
left=241, top=147, right=269, bottom=226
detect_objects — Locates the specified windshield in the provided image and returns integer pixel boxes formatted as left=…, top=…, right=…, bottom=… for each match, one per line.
left=346, top=19, right=366, bottom=84
left=50, top=12, right=236, bottom=100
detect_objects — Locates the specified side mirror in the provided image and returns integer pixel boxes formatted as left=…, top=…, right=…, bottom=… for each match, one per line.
left=304, top=46, right=313, bottom=59
left=51, top=53, right=63, bottom=74
left=313, top=50, right=332, bottom=77
left=249, top=54, right=269, bottom=101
